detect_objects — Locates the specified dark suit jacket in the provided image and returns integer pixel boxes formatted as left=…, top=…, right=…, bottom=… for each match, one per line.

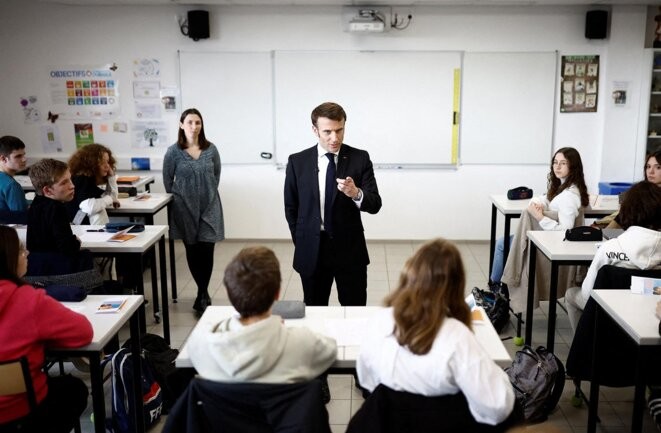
left=284, top=144, right=381, bottom=277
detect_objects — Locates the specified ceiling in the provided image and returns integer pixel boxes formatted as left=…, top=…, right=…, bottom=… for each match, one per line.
left=35, top=0, right=657, bottom=7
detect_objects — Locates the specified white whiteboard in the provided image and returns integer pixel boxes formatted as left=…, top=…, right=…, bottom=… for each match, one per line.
left=273, top=51, right=461, bottom=166
left=460, top=52, right=557, bottom=165
left=179, top=51, right=274, bottom=164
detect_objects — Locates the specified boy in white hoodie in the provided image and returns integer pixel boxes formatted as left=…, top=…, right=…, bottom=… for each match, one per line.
left=565, top=181, right=661, bottom=332
left=187, top=246, right=337, bottom=384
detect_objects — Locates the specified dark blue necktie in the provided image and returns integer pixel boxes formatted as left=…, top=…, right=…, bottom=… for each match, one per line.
left=324, top=152, right=336, bottom=235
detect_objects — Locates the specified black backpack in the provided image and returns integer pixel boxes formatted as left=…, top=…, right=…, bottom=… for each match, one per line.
left=505, top=345, right=565, bottom=423
left=122, top=333, right=182, bottom=412
left=471, top=287, right=510, bottom=333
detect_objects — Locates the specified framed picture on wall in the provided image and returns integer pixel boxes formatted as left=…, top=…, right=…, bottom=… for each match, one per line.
left=560, top=55, right=599, bottom=113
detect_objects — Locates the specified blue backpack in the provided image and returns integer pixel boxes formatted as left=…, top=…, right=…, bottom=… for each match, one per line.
left=105, top=348, right=164, bottom=433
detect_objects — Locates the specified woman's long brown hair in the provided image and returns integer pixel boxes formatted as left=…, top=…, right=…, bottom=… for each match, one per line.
left=384, top=238, right=471, bottom=355
left=546, top=147, right=589, bottom=207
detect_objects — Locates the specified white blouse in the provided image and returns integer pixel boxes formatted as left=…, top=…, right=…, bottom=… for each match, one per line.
left=356, top=307, right=515, bottom=426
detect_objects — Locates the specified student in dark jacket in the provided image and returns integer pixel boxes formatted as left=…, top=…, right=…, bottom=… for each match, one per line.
left=26, top=159, right=89, bottom=275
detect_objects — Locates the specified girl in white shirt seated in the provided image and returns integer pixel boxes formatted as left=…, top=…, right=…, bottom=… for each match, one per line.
left=489, top=147, right=590, bottom=295
left=356, top=238, right=515, bottom=426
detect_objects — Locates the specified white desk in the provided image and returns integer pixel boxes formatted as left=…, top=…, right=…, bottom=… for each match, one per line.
left=14, top=174, right=155, bottom=193
left=49, top=295, right=145, bottom=433
left=107, top=193, right=179, bottom=303
left=116, top=174, right=155, bottom=193
left=14, top=175, right=34, bottom=192
left=18, top=225, right=171, bottom=344
left=525, top=230, right=600, bottom=351
left=488, top=194, right=618, bottom=276
left=175, top=306, right=512, bottom=370
left=588, top=290, right=661, bottom=433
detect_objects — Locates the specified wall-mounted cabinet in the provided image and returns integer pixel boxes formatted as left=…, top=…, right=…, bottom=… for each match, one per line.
left=648, top=49, right=661, bottom=153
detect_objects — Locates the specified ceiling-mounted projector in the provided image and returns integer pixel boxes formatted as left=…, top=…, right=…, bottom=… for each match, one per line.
left=348, top=8, right=386, bottom=32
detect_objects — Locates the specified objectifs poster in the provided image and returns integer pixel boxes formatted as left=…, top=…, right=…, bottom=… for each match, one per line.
left=560, top=55, right=599, bottom=113
left=48, top=64, right=120, bottom=119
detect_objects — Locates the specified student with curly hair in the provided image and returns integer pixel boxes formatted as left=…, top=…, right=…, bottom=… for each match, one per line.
left=66, top=143, right=120, bottom=225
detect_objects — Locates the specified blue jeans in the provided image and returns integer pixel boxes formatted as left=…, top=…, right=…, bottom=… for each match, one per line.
left=490, top=235, right=514, bottom=283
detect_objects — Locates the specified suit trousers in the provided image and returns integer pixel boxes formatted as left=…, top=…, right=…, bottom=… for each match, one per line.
left=301, top=232, right=367, bottom=306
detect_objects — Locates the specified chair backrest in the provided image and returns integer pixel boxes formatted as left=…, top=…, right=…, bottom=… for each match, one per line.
left=593, top=264, right=661, bottom=290
left=0, top=357, right=38, bottom=410
left=163, top=378, right=331, bottom=433
left=347, top=384, right=514, bottom=433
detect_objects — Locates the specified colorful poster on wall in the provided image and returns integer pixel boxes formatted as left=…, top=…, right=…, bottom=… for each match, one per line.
left=74, top=123, right=94, bottom=148
left=48, top=64, right=120, bottom=119
left=560, top=55, right=599, bottom=113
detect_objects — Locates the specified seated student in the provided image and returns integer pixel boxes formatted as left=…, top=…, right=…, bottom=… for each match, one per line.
left=0, top=225, right=93, bottom=433
left=26, top=159, right=87, bottom=275
left=0, top=136, right=28, bottom=223
left=66, top=143, right=119, bottom=225
left=596, top=149, right=661, bottom=229
left=489, top=147, right=589, bottom=296
left=187, top=246, right=337, bottom=383
left=356, top=238, right=515, bottom=426
left=565, top=181, right=661, bottom=332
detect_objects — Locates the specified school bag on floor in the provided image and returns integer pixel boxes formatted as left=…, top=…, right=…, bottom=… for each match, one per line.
left=122, top=333, right=183, bottom=412
left=471, top=287, right=510, bottom=333
left=505, top=345, right=565, bottom=423
left=105, top=347, right=164, bottom=433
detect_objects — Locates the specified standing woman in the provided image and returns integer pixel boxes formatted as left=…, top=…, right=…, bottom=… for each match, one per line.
left=163, top=108, right=224, bottom=315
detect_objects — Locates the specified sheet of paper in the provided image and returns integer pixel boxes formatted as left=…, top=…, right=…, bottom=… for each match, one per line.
left=323, top=318, right=368, bottom=346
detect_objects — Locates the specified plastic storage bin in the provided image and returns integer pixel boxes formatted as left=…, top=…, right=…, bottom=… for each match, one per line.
left=598, top=182, right=633, bottom=195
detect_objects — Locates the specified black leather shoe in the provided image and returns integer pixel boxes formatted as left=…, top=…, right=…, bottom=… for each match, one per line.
left=193, top=296, right=211, bottom=315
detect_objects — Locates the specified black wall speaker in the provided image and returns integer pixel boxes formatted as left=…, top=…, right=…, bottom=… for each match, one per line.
left=188, top=10, right=209, bottom=41
left=585, top=10, right=608, bottom=40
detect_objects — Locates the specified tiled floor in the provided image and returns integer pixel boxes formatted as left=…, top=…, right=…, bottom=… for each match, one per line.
left=70, top=239, right=658, bottom=432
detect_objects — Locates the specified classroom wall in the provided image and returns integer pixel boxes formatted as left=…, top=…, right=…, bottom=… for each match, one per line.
left=0, top=2, right=648, bottom=240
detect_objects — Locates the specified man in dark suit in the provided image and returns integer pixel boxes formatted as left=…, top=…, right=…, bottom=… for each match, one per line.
left=284, top=102, right=381, bottom=306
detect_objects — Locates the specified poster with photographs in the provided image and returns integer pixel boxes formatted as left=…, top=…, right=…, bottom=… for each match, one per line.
left=560, top=55, right=599, bottom=113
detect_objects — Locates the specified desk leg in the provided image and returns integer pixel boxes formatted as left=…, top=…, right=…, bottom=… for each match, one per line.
left=129, top=310, right=146, bottom=433
left=89, top=351, right=105, bottom=433
left=547, top=262, right=558, bottom=352
left=169, top=238, right=177, bottom=303
left=489, top=205, right=497, bottom=276
left=165, top=202, right=178, bottom=303
left=524, top=241, right=537, bottom=345
left=632, top=346, right=646, bottom=433
left=134, top=253, right=147, bottom=334
left=149, top=247, right=160, bottom=324
left=503, top=216, right=512, bottom=264
left=588, top=304, right=601, bottom=433
left=158, top=237, right=171, bottom=345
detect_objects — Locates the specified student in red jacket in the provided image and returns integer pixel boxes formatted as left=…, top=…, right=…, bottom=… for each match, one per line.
left=0, top=225, right=93, bottom=433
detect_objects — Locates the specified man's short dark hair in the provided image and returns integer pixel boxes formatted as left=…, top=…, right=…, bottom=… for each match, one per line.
left=0, top=136, right=26, bottom=157
left=223, top=246, right=281, bottom=317
left=311, top=102, right=347, bottom=127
